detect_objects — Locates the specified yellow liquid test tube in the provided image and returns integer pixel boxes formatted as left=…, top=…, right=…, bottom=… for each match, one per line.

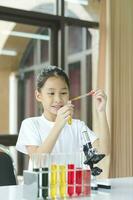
left=50, top=164, right=57, bottom=199
left=59, top=165, right=66, bottom=198
left=68, top=116, right=72, bottom=125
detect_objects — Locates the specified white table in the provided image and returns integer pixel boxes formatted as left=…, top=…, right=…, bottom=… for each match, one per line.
left=0, top=177, right=133, bottom=200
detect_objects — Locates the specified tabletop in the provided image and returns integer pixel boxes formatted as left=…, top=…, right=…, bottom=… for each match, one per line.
left=0, top=177, right=133, bottom=200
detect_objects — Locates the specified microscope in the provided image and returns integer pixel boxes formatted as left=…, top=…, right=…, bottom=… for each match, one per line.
left=82, top=128, right=106, bottom=189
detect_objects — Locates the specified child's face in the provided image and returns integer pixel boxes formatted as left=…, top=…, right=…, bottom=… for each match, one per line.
left=35, top=76, right=70, bottom=121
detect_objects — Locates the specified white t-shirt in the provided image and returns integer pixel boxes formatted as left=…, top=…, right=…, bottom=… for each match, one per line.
left=16, top=115, right=97, bottom=170
left=16, top=115, right=97, bottom=155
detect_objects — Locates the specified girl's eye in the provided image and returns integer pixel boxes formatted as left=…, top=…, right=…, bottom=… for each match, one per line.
left=47, top=92, right=68, bottom=95
left=48, top=93, right=54, bottom=95
left=61, top=92, right=67, bottom=95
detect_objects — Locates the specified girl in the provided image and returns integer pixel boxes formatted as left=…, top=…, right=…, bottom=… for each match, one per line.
left=16, top=65, right=110, bottom=169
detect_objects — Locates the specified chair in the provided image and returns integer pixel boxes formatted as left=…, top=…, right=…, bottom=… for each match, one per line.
left=0, top=145, right=17, bottom=186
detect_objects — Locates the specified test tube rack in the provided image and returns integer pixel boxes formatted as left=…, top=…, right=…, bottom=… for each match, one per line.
left=23, top=153, right=91, bottom=200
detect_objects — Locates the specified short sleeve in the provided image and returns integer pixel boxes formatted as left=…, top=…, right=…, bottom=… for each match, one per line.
left=16, top=119, right=41, bottom=154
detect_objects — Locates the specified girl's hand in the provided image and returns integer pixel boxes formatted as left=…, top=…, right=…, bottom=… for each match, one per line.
left=94, top=89, right=107, bottom=112
left=55, top=101, right=74, bottom=128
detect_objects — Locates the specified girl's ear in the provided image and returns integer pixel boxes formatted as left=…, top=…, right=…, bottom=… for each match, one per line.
left=35, top=90, right=42, bottom=102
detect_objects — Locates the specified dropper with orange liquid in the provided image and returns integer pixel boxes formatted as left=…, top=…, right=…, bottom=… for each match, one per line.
left=67, top=90, right=95, bottom=125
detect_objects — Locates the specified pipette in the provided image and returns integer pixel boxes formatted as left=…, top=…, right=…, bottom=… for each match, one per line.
left=68, top=90, right=95, bottom=125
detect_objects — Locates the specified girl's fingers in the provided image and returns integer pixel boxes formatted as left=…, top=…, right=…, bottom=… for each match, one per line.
left=61, top=109, right=73, bottom=119
left=59, top=103, right=74, bottom=114
left=94, top=90, right=107, bottom=99
left=58, top=106, right=73, bottom=119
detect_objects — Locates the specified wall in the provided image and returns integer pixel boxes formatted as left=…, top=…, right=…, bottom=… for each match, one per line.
left=110, top=0, right=133, bottom=177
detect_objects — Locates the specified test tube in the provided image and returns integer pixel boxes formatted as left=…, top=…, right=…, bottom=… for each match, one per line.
left=32, top=168, right=39, bottom=198
left=59, top=165, right=66, bottom=198
left=40, top=154, right=49, bottom=199
left=83, top=169, right=91, bottom=196
left=67, top=164, right=75, bottom=196
left=68, top=116, right=72, bottom=125
left=42, top=167, right=49, bottom=199
left=75, top=167, right=82, bottom=196
left=50, top=164, right=58, bottom=199
left=32, top=153, right=41, bottom=198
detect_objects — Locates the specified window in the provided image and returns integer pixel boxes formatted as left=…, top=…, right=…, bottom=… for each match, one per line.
left=0, top=0, right=100, bottom=174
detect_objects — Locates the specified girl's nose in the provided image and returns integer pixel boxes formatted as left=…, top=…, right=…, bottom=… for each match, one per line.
left=54, top=94, right=62, bottom=102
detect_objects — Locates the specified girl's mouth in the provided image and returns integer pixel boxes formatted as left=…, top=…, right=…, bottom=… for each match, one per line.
left=51, top=105, right=63, bottom=110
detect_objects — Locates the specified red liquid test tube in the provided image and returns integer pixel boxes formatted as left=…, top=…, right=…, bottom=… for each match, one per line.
left=76, top=168, right=82, bottom=196
left=83, top=169, right=91, bottom=196
left=67, top=164, right=75, bottom=197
